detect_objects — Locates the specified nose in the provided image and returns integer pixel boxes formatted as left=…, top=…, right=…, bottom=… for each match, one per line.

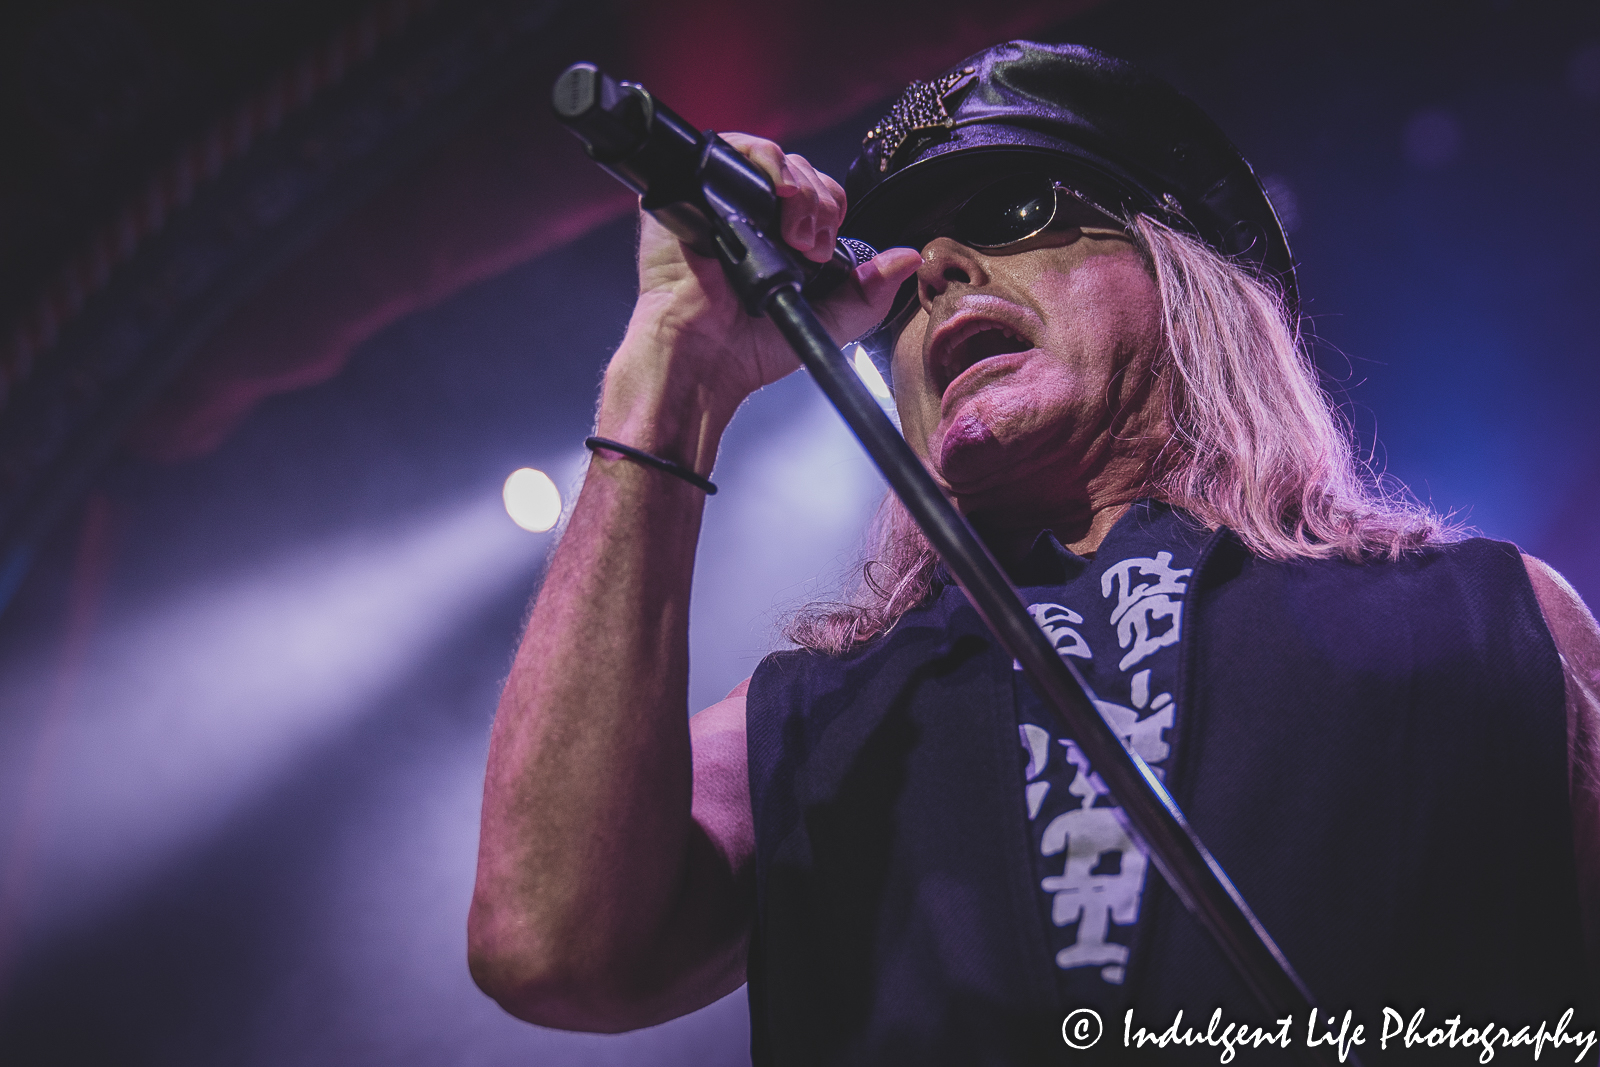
left=915, top=236, right=990, bottom=311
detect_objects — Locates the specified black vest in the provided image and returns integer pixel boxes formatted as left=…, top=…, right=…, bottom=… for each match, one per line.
left=745, top=503, right=1588, bottom=1064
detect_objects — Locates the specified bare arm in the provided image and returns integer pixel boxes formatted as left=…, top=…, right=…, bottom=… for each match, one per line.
left=466, top=135, right=919, bottom=1032
left=1523, top=555, right=1600, bottom=976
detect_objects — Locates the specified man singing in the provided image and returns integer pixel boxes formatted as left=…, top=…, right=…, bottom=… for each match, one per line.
left=468, top=41, right=1600, bottom=1063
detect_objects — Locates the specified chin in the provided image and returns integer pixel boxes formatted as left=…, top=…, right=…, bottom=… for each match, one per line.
left=936, top=398, right=1067, bottom=476
left=935, top=429, right=1041, bottom=498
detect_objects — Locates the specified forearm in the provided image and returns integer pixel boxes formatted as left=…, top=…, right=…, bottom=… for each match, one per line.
left=465, top=135, right=914, bottom=1029
left=469, top=321, right=735, bottom=1026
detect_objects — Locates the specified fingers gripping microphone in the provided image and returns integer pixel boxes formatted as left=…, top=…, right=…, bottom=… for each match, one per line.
left=552, top=63, right=875, bottom=311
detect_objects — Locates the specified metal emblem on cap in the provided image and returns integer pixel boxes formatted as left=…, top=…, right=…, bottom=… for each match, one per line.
left=863, top=66, right=976, bottom=173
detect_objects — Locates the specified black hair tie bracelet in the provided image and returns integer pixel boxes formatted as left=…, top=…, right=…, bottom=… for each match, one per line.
left=585, top=436, right=718, bottom=495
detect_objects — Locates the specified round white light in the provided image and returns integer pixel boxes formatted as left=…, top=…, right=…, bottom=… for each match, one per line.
left=502, top=468, right=562, bottom=532
left=850, top=345, right=892, bottom=400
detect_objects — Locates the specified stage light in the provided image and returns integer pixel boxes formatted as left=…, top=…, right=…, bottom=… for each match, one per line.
left=7, top=496, right=543, bottom=942
left=850, top=345, right=892, bottom=400
left=502, top=468, right=561, bottom=532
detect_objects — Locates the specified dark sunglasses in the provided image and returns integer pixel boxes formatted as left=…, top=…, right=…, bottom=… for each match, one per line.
left=930, top=173, right=1125, bottom=250
left=872, top=173, right=1127, bottom=339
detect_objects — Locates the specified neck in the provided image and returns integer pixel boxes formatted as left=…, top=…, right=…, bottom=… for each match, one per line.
left=973, top=500, right=1135, bottom=564
left=1060, top=502, right=1133, bottom=557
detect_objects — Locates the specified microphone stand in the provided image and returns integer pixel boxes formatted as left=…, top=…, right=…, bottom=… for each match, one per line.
left=553, top=62, right=1355, bottom=1067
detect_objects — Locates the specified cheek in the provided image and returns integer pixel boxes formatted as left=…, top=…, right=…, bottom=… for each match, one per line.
left=1058, top=254, right=1165, bottom=376
left=1015, top=255, right=1166, bottom=427
left=890, top=318, right=938, bottom=453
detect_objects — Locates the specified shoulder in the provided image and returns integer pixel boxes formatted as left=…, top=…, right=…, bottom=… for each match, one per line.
left=689, top=680, right=753, bottom=873
left=1197, top=536, right=1567, bottom=678
left=1523, top=555, right=1600, bottom=681
left=1222, top=534, right=1545, bottom=598
left=691, top=677, right=748, bottom=742
left=751, top=589, right=967, bottom=688
left=1204, top=533, right=1534, bottom=602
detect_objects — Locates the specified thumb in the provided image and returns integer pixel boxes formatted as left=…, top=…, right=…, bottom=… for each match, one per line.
left=815, top=247, right=923, bottom=344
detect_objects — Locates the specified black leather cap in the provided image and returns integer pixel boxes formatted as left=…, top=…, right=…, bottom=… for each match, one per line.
left=841, top=41, right=1297, bottom=312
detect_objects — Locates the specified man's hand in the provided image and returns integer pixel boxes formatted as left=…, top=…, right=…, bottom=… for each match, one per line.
left=605, top=134, right=921, bottom=454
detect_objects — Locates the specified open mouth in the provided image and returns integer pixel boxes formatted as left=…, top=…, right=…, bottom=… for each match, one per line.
left=936, top=324, right=1033, bottom=395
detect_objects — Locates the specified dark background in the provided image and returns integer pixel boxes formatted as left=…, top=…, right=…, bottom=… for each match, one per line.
left=0, top=1, right=1596, bottom=1063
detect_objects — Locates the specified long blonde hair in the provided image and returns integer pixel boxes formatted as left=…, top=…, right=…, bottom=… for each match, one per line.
left=784, top=215, right=1459, bottom=655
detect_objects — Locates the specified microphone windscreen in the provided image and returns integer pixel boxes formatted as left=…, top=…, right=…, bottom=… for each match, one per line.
left=836, top=237, right=879, bottom=270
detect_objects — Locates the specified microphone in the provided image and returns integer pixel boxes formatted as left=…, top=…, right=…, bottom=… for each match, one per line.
left=551, top=63, right=877, bottom=302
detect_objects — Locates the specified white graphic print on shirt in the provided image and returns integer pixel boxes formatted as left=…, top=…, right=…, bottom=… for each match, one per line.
left=1101, top=552, right=1192, bottom=670
left=1027, top=602, right=1093, bottom=660
left=1015, top=551, right=1188, bottom=986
